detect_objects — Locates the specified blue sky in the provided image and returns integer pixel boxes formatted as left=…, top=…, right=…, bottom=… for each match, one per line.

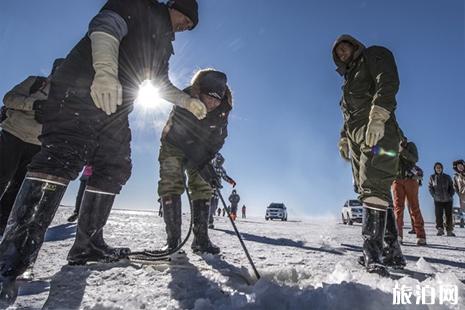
left=0, top=0, right=464, bottom=220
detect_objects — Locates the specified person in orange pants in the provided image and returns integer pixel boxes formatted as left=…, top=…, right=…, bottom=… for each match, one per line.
left=392, top=138, right=426, bottom=246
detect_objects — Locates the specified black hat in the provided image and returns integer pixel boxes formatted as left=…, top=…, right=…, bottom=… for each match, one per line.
left=199, top=71, right=227, bottom=100
left=168, top=0, right=199, bottom=30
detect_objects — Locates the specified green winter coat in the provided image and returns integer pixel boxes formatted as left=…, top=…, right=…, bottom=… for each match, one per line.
left=333, top=34, right=403, bottom=204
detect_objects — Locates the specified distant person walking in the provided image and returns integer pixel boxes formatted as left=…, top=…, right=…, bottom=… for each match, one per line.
left=242, top=205, right=246, bottom=218
left=228, top=190, right=240, bottom=221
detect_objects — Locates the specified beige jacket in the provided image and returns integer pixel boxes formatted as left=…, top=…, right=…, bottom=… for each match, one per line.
left=1, top=76, right=49, bottom=145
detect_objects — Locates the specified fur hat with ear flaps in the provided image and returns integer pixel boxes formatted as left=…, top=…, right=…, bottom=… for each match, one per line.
left=191, top=68, right=233, bottom=108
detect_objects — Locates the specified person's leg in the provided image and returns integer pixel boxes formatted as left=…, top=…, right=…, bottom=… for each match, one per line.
left=157, top=143, right=186, bottom=251
left=0, top=140, right=41, bottom=234
left=434, top=201, right=444, bottom=234
left=391, top=180, right=406, bottom=240
left=208, top=196, right=218, bottom=228
left=460, top=196, right=465, bottom=212
left=68, top=111, right=132, bottom=264
left=0, top=157, right=30, bottom=235
left=444, top=201, right=454, bottom=236
left=74, top=180, right=87, bottom=213
left=355, top=121, right=401, bottom=275
left=404, top=179, right=426, bottom=242
left=0, top=131, right=24, bottom=199
left=187, top=167, right=219, bottom=254
left=0, top=91, right=94, bottom=305
left=407, top=206, right=415, bottom=234
left=67, top=180, right=87, bottom=222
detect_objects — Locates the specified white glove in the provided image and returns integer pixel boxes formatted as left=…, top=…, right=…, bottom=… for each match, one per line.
left=89, top=32, right=122, bottom=115
left=365, top=105, right=390, bottom=147
left=160, top=85, right=207, bottom=120
left=186, top=98, right=207, bottom=120
left=338, top=137, right=350, bottom=160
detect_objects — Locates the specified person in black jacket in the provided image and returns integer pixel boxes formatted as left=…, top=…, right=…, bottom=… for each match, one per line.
left=0, top=0, right=203, bottom=305
left=158, top=68, right=232, bottom=255
left=428, top=162, right=455, bottom=236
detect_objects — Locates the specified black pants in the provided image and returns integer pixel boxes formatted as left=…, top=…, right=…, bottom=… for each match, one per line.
left=0, top=131, right=41, bottom=232
left=73, top=179, right=87, bottom=214
left=434, top=201, right=453, bottom=231
left=28, top=86, right=132, bottom=194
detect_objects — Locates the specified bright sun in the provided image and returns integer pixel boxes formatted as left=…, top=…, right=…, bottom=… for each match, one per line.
left=136, top=80, right=161, bottom=109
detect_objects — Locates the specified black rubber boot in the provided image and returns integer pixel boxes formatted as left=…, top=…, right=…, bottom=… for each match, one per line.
left=161, top=195, right=182, bottom=252
left=361, top=207, right=388, bottom=276
left=0, top=178, right=66, bottom=307
left=382, top=207, right=406, bottom=269
left=67, top=191, right=130, bottom=265
left=191, top=200, right=220, bottom=254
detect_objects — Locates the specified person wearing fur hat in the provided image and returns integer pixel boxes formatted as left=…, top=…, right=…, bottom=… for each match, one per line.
left=428, top=162, right=455, bottom=236
left=452, top=159, right=465, bottom=212
left=332, top=34, right=405, bottom=276
left=158, top=68, right=232, bottom=255
left=0, top=0, right=202, bottom=305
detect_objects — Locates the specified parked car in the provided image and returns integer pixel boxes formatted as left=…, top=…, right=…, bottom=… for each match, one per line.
left=453, top=207, right=465, bottom=228
left=341, top=199, right=363, bottom=225
left=265, top=203, right=288, bottom=221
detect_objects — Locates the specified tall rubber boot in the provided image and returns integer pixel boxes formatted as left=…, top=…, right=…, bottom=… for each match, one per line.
left=0, top=177, right=67, bottom=307
left=191, top=199, right=220, bottom=254
left=67, top=190, right=130, bottom=265
left=161, top=195, right=182, bottom=252
left=382, top=207, right=406, bottom=269
left=361, top=207, right=388, bottom=276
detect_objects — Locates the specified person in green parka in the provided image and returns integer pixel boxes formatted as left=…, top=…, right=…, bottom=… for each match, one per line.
left=333, top=34, right=406, bottom=276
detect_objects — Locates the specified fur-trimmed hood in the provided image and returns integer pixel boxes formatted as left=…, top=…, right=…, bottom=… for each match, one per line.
left=332, top=34, right=366, bottom=76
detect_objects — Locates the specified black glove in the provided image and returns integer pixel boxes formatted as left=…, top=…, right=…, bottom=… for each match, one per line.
left=33, top=100, right=46, bottom=124
left=199, top=163, right=222, bottom=189
left=0, top=106, right=7, bottom=122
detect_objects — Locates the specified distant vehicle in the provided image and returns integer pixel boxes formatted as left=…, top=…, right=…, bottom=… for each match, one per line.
left=341, top=199, right=363, bottom=225
left=265, top=203, right=288, bottom=221
left=453, top=207, right=465, bottom=228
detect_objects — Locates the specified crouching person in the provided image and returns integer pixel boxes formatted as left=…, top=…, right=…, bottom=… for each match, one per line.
left=158, top=69, right=232, bottom=255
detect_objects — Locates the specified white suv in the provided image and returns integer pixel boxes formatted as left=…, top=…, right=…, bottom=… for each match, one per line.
left=341, top=199, right=363, bottom=225
left=265, top=203, right=288, bottom=221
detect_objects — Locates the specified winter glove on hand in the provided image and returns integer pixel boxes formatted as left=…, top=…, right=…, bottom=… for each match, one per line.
left=160, top=85, right=207, bottom=120
left=365, top=105, right=390, bottom=147
left=199, top=163, right=222, bottom=189
left=338, top=137, right=350, bottom=160
left=186, top=97, right=207, bottom=120
left=90, top=32, right=122, bottom=116
left=32, top=100, right=46, bottom=124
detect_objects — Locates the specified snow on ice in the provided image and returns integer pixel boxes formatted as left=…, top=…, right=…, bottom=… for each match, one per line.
left=7, top=207, right=465, bottom=309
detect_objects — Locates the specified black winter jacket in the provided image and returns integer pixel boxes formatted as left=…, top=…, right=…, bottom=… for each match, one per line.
left=162, top=87, right=232, bottom=169
left=51, top=0, right=174, bottom=106
left=428, top=173, right=454, bottom=202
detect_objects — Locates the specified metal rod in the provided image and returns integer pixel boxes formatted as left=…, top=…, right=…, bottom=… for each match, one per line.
left=216, top=188, right=261, bottom=280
